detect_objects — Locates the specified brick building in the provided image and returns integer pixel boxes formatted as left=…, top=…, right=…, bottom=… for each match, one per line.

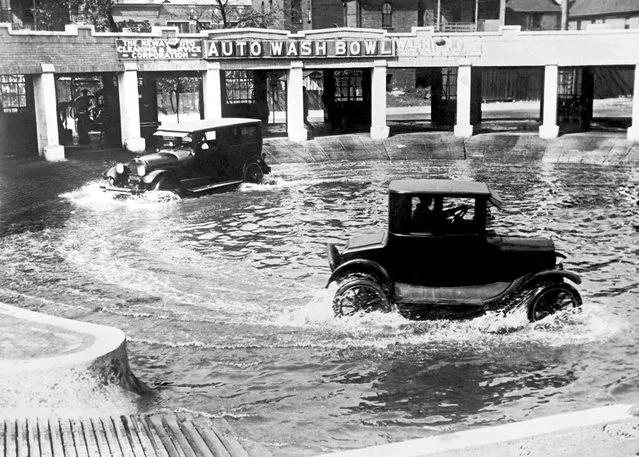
left=342, top=0, right=505, bottom=32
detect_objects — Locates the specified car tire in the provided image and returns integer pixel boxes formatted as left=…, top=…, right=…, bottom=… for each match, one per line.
left=243, top=162, right=264, bottom=184
left=153, top=176, right=185, bottom=197
left=527, top=282, right=582, bottom=322
left=333, top=274, right=391, bottom=317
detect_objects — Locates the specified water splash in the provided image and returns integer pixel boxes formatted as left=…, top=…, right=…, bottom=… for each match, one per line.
left=0, top=368, right=139, bottom=419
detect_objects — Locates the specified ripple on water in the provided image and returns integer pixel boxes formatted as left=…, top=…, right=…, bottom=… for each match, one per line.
left=0, top=160, right=637, bottom=457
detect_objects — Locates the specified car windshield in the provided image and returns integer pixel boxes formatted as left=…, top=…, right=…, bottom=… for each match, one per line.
left=154, top=132, right=194, bottom=150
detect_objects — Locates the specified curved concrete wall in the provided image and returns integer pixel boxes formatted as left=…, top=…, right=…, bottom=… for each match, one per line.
left=0, top=303, right=145, bottom=394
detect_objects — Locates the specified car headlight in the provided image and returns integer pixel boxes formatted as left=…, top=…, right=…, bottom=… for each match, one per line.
left=115, top=163, right=125, bottom=174
left=136, top=164, right=147, bottom=177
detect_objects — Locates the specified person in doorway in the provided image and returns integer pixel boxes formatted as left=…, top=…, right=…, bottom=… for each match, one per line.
left=303, top=86, right=314, bottom=132
left=75, top=89, right=92, bottom=145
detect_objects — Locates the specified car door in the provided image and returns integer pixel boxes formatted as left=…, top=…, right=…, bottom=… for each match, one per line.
left=388, top=195, right=491, bottom=287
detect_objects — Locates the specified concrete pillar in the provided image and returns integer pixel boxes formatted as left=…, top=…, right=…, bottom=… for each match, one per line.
left=117, top=62, right=145, bottom=153
left=454, top=63, right=473, bottom=138
left=203, top=62, right=222, bottom=119
left=627, top=64, right=639, bottom=142
left=540, top=64, right=560, bottom=139
left=287, top=61, right=307, bottom=142
left=370, top=61, right=390, bottom=140
left=33, top=64, right=65, bottom=161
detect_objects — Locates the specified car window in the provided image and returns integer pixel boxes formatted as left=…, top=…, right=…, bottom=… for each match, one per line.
left=240, top=125, right=258, bottom=142
left=160, top=134, right=193, bottom=148
left=411, top=196, right=476, bottom=234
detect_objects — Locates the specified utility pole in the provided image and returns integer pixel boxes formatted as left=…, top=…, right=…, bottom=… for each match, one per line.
left=561, top=0, right=569, bottom=30
left=32, top=0, right=37, bottom=30
left=499, top=0, right=506, bottom=26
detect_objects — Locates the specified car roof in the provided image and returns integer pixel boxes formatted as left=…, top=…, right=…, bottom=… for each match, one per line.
left=154, top=118, right=262, bottom=135
left=389, top=179, right=503, bottom=208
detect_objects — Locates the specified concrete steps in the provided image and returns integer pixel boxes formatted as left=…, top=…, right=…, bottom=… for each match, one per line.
left=1, top=414, right=273, bottom=457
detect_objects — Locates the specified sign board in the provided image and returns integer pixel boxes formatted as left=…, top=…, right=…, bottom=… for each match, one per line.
left=117, top=39, right=203, bottom=59
left=394, top=36, right=481, bottom=58
left=204, top=39, right=395, bottom=59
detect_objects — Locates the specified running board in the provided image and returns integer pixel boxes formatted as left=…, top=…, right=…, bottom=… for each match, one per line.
left=395, top=281, right=511, bottom=305
left=189, top=180, right=243, bottom=193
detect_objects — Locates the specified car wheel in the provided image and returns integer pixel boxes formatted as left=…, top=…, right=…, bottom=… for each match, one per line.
left=153, top=176, right=185, bottom=196
left=243, top=162, right=264, bottom=184
left=333, top=275, right=391, bottom=317
left=527, top=282, right=582, bottom=322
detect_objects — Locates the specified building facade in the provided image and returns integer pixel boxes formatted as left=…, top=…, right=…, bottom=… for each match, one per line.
left=1, top=22, right=638, bottom=162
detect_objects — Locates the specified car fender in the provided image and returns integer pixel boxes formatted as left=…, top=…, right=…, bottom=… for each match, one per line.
left=521, top=269, right=582, bottom=289
left=326, top=259, right=390, bottom=288
left=142, top=169, right=169, bottom=184
left=243, top=157, right=270, bottom=174
left=104, top=166, right=117, bottom=180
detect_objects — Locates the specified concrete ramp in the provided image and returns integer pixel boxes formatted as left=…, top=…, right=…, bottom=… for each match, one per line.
left=1, top=414, right=273, bottom=457
left=0, top=303, right=144, bottom=394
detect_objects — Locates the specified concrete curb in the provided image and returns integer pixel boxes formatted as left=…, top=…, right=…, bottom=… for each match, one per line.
left=314, top=405, right=639, bottom=457
left=0, top=303, right=145, bottom=393
left=264, top=132, right=639, bottom=166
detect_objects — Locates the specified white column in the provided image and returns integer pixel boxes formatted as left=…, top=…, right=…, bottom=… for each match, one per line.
left=203, top=62, right=222, bottom=120
left=454, top=63, right=473, bottom=138
left=540, top=64, right=560, bottom=139
left=627, top=63, right=639, bottom=142
left=287, top=61, right=307, bottom=142
left=33, top=64, right=65, bottom=161
left=370, top=60, right=390, bottom=140
left=499, top=0, right=506, bottom=26
left=117, top=62, right=145, bottom=153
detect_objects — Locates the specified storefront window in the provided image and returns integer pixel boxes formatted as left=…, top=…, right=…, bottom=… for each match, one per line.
left=0, top=75, right=27, bottom=113
left=334, top=70, right=364, bottom=102
left=166, top=21, right=190, bottom=33
left=291, top=0, right=302, bottom=24
left=382, top=2, right=392, bottom=28
left=441, top=67, right=457, bottom=101
left=224, top=70, right=255, bottom=104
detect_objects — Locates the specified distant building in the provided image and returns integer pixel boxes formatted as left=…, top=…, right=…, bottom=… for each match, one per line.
left=341, top=0, right=504, bottom=33
left=506, top=0, right=560, bottom=31
left=568, top=0, right=639, bottom=30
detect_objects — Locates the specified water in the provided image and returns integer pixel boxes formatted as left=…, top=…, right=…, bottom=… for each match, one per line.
left=0, top=159, right=638, bottom=456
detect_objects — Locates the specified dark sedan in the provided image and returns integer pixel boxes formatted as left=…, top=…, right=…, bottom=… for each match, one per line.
left=102, top=118, right=270, bottom=196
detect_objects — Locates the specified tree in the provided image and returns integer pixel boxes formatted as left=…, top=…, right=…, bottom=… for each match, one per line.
left=32, top=0, right=119, bottom=32
left=171, top=1, right=283, bottom=31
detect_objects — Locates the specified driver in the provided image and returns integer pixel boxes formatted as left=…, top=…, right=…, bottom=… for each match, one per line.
left=412, top=196, right=435, bottom=231
left=413, top=196, right=471, bottom=232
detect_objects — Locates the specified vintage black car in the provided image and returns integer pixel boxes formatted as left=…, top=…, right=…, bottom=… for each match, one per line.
left=102, top=118, right=270, bottom=196
left=326, top=179, right=582, bottom=321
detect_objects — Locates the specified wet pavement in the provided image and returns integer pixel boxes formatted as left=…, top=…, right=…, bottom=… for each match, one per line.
left=2, top=128, right=637, bottom=236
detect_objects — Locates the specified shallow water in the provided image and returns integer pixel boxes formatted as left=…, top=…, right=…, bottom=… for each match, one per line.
left=0, top=159, right=638, bottom=456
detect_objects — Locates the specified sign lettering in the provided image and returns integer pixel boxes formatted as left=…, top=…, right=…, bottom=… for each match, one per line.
left=116, top=38, right=202, bottom=59
left=204, top=39, right=395, bottom=59
left=394, top=36, right=481, bottom=57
